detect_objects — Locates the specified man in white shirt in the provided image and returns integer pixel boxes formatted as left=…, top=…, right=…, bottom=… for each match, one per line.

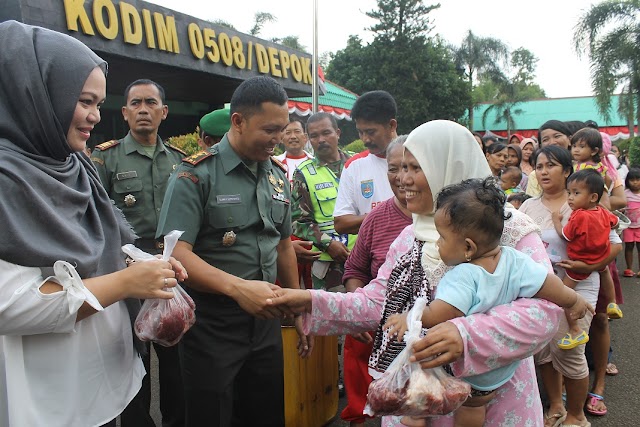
left=275, top=118, right=313, bottom=182
left=334, top=91, right=398, bottom=234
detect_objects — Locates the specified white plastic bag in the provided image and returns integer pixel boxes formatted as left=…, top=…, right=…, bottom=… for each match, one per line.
left=364, top=298, right=470, bottom=417
left=123, top=230, right=196, bottom=347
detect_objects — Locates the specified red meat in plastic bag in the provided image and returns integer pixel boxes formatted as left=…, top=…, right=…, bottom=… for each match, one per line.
left=364, top=297, right=470, bottom=417
left=134, top=284, right=196, bottom=347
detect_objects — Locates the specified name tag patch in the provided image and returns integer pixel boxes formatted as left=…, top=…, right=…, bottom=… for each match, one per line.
left=116, top=171, right=138, bottom=180
left=315, top=182, right=334, bottom=190
left=217, top=194, right=242, bottom=204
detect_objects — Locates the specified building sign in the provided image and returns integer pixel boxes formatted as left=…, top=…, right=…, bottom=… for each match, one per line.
left=2, top=0, right=313, bottom=94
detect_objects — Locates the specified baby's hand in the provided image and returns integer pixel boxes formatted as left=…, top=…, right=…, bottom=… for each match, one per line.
left=384, top=312, right=409, bottom=342
left=552, top=210, right=563, bottom=223
left=565, top=293, right=594, bottom=320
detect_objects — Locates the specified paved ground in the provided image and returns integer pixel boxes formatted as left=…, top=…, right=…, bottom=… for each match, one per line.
left=140, top=258, right=638, bottom=427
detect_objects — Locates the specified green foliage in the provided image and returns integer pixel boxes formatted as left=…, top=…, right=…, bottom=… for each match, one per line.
left=344, top=139, right=366, bottom=153
left=366, top=0, right=440, bottom=41
left=574, top=0, right=640, bottom=129
left=628, top=136, right=640, bottom=168
left=272, top=36, right=307, bottom=52
left=167, top=132, right=200, bottom=156
left=327, top=36, right=469, bottom=134
left=250, top=12, right=276, bottom=36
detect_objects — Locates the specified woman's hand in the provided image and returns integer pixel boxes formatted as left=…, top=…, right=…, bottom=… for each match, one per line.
left=384, top=312, right=409, bottom=342
left=167, top=256, right=188, bottom=282
left=409, top=321, right=463, bottom=369
left=121, top=259, right=176, bottom=300
left=295, top=315, right=314, bottom=358
left=266, top=288, right=313, bottom=314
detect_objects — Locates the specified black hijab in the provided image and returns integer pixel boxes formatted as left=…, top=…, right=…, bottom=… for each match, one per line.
left=0, top=21, right=141, bottom=349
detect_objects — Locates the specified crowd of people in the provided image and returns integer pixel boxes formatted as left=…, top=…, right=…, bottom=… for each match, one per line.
left=0, top=19, right=635, bottom=427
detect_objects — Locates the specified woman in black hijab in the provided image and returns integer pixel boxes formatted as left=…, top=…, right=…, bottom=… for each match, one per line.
left=0, top=21, right=186, bottom=427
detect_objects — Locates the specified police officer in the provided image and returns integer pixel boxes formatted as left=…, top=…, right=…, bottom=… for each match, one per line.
left=91, top=79, right=185, bottom=427
left=156, top=76, right=308, bottom=427
left=197, top=107, right=230, bottom=149
left=291, top=112, right=355, bottom=291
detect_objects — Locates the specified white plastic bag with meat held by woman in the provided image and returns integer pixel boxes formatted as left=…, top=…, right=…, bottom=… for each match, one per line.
left=364, top=297, right=470, bottom=417
left=123, top=230, right=195, bottom=347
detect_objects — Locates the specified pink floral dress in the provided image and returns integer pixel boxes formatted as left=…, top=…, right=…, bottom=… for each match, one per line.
left=302, top=209, right=562, bottom=426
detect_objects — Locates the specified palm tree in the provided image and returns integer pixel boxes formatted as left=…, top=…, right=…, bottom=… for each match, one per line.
left=481, top=78, right=527, bottom=135
left=574, top=0, right=640, bottom=135
left=453, top=30, right=508, bottom=130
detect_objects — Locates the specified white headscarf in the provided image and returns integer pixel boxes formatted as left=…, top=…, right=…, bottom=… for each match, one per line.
left=403, top=120, right=492, bottom=266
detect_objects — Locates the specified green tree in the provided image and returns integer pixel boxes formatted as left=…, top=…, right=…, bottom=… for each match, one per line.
left=574, top=0, right=640, bottom=137
left=271, top=35, right=307, bottom=52
left=366, top=0, right=440, bottom=41
left=453, top=30, right=509, bottom=130
left=326, top=1, right=469, bottom=132
left=249, top=12, right=276, bottom=36
left=208, top=19, right=235, bottom=30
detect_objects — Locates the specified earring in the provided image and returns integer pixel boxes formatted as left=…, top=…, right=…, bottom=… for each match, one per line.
left=465, top=254, right=471, bottom=262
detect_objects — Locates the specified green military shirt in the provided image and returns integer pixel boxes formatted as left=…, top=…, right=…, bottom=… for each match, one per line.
left=156, top=135, right=292, bottom=283
left=91, top=132, right=185, bottom=240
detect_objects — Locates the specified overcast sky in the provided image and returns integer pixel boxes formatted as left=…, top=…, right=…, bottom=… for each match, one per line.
left=148, top=0, right=598, bottom=99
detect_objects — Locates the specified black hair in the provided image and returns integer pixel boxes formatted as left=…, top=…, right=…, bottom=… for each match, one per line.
left=286, top=117, right=306, bottom=130
left=501, top=166, right=522, bottom=184
left=538, top=120, right=572, bottom=146
left=507, top=144, right=522, bottom=166
left=585, top=120, right=599, bottom=129
left=567, top=169, right=605, bottom=202
left=351, top=90, right=397, bottom=124
left=533, top=145, right=573, bottom=177
left=230, top=76, right=288, bottom=119
left=625, top=167, right=640, bottom=189
left=564, top=120, right=587, bottom=135
left=570, top=127, right=602, bottom=163
left=485, top=142, right=508, bottom=155
left=436, top=177, right=511, bottom=248
left=306, top=111, right=338, bottom=131
left=124, top=79, right=166, bottom=103
left=507, top=192, right=531, bottom=205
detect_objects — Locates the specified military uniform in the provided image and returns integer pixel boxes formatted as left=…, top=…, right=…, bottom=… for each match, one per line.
left=91, top=131, right=186, bottom=427
left=156, top=135, right=291, bottom=427
left=291, top=150, right=356, bottom=290
left=91, top=132, right=184, bottom=251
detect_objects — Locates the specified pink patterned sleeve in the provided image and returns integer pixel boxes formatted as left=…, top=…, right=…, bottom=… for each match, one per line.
left=448, top=231, right=562, bottom=376
left=301, top=227, right=413, bottom=336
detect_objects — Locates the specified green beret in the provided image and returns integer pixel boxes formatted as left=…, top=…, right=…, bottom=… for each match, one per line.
left=199, top=108, right=230, bottom=137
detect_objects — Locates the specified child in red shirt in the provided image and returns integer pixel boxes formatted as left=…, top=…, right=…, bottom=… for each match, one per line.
left=552, top=169, right=619, bottom=350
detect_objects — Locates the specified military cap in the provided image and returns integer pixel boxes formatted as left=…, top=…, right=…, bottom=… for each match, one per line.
left=199, top=108, right=231, bottom=137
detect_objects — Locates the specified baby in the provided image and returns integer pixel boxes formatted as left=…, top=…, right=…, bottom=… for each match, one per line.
left=499, top=165, right=523, bottom=195
left=386, top=177, right=590, bottom=427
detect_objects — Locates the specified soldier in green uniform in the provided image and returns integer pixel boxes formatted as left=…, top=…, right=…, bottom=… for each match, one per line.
left=291, top=112, right=356, bottom=291
left=197, top=107, right=230, bottom=149
left=91, top=79, right=185, bottom=427
left=156, top=76, right=307, bottom=427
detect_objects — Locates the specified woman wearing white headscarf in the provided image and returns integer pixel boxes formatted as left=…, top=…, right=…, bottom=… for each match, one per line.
left=271, top=120, right=563, bottom=426
left=0, top=21, right=186, bottom=427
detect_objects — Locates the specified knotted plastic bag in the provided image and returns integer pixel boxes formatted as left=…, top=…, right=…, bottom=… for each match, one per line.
left=364, top=297, right=471, bottom=417
left=123, top=230, right=196, bottom=347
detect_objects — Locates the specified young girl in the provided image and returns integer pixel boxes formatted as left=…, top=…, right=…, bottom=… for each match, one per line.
left=623, top=168, right=640, bottom=277
left=385, top=177, right=589, bottom=427
left=571, top=127, right=613, bottom=190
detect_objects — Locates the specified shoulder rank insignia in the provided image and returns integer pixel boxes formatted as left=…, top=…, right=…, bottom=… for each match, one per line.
left=182, top=150, right=214, bottom=166
left=94, top=140, right=120, bottom=151
left=165, top=142, right=188, bottom=156
left=270, top=156, right=287, bottom=174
